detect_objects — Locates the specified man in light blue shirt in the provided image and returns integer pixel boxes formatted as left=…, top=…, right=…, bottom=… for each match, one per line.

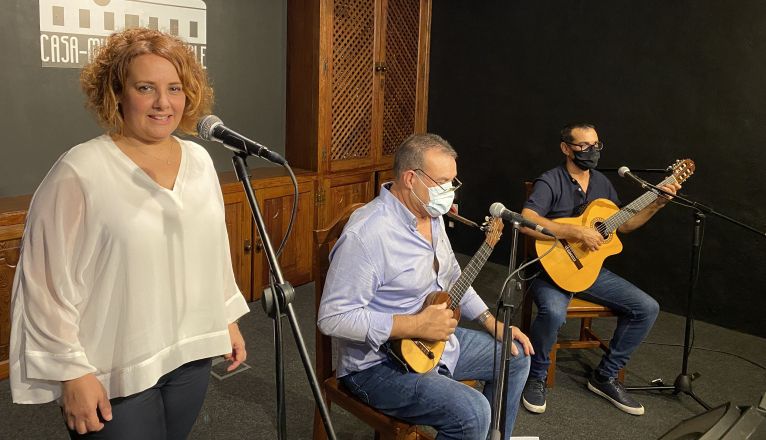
left=318, top=133, right=532, bottom=439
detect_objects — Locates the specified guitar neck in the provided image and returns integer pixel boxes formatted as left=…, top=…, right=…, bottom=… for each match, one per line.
left=447, top=241, right=493, bottom=309
left=603, top=175, right=677, bottom=233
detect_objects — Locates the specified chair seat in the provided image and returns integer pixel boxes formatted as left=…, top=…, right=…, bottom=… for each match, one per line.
left=323, top=376, right=426, bottom=437
left=567, top=297, right=617, bottom=315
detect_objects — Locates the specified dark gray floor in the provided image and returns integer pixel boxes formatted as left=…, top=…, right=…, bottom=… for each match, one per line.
left=2, top=258, right=765, bottom=439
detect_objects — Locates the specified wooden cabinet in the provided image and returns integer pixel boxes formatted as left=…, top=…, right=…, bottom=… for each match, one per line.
left=222, top=187, right=254, bottom=301
left=287, top=0, right=432, bottom=225
left=318, top=171, right=375, bottom=228
left=375, top=168, right=396, bottom=194
left=220, top=169, right=316, bottom=301
left=0, top=195, right=31, bottom=381
left=0, top=236, right=21, bottom=381
left=252, top=181, right=315, bottom=294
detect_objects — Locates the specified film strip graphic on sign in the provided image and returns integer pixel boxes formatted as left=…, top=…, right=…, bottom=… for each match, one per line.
left=39, top=0, right=207, bottom=68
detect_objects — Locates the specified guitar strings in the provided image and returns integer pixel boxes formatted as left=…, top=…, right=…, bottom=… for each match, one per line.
left=448, top=242, right=493, bottom=307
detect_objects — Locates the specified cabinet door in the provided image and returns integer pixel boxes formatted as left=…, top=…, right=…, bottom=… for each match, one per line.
left=319, top=172, right=375, bottom=228
left=0, top=228, right=23, bottom=380
left=287, top=0, right=431, bottom=173
left=379, top=0, right=431, bottom=168
left=223, top=190, right=254, bottom=302
left=322, top=0, right=379, bottom=173
left=252, top=183, right=315, bottom=297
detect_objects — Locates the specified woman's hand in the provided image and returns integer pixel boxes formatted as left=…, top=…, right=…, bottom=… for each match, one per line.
left=61, top=373, right=112, bottom=434
left=224, top=322, right=247, bottom=372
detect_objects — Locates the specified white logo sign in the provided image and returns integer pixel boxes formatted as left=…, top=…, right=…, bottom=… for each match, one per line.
left=39, top=0, right=207, bottom=68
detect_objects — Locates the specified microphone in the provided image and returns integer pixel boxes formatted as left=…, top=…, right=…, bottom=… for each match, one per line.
left=617, top=166, right=654, bottom=190
left=197, top=115, right=287, bottom=166
left=489, top=202, right=555, bottom=237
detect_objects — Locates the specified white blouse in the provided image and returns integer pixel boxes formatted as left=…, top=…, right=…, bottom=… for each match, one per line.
left=10, top=135, right=250, bottom=404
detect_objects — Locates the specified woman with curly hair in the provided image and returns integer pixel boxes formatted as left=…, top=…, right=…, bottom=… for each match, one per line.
left=9, top=27, right=249, bottom=438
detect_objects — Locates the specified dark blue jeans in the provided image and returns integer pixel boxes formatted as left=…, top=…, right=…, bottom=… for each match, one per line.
left=67, top=358, right=212, bottom=439
left=340, top=327, right=530, bottom=439
left=528, top=268, right=659, bottom=380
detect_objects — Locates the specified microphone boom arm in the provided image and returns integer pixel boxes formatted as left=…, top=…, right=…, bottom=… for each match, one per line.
left=621, top=169, right=766, bottom=237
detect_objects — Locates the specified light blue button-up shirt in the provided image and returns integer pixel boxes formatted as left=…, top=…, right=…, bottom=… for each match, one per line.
left=317, top=184, right=488, bottom=377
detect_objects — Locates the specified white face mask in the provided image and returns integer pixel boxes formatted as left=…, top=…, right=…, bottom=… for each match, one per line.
left=411, top=174, right=456, bottom=217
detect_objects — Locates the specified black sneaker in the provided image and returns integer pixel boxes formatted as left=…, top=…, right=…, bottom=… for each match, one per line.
left=587, top=371, right=645, bottom=415
left=522, top=378, right=547, bottom=413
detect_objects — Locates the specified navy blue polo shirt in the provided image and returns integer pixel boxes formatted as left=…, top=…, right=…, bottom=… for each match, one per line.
left=523, top=163, right=621, bottom=219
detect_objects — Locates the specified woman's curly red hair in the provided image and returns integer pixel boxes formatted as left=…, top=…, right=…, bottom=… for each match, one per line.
left=80, top=27, right=213, bottom=135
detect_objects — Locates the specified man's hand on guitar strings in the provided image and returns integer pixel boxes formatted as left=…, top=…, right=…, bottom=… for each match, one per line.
left=576, top=226, right=605, bottom=252
left=415, top=302, right=458, bottom=341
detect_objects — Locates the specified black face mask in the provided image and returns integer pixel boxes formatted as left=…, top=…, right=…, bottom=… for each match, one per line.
left=572, top=149, right=600, bottom=170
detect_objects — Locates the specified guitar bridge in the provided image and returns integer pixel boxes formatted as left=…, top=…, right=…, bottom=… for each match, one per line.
left=415, top=340, right=435, bottom=359
left=559, top=239, right=584, bottom=270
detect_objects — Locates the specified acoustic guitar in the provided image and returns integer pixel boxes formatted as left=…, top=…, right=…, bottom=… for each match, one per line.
left=391, top=217, right=504, bottom=373
left=535, top=159, right=695, bottom=293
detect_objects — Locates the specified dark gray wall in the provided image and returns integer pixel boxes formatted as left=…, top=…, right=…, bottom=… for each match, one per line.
left=430, top=2, right=766, bottom=337
left=0, top=0, right=286, bottom=197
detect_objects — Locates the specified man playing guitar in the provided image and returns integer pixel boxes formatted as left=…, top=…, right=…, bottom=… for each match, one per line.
left=520, top=123, right=681, bottom=416
left=318, top=133, right=533, bottom=438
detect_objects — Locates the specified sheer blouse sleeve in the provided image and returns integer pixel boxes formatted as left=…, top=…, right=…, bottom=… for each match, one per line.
left=13, top=158, right=98, bottom=381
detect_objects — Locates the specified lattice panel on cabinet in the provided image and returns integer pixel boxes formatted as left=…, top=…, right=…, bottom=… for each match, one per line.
left=331, top=0, right=375, bottom=162
left=382, top=0, right=420, bottom=156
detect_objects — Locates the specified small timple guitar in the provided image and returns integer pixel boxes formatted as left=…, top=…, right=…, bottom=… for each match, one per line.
left=536, top=159, right=695, bottom=293
left=390, top=217, right=504, bottom=373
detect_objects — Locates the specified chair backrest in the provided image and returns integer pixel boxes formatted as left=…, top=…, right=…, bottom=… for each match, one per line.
left=313, top=202, right=366, bottom=382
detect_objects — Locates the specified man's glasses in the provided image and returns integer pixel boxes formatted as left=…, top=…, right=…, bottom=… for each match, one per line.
left=563, top=140, right=604, bottom=153
left=413, top=168, right=462, bottom=193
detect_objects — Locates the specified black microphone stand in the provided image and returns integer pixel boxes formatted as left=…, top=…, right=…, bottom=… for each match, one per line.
left=622, top=175, right=766, bottom=411
left=230, top=154, right=337, bottom=440
left=489, top=221, right=522, bottom=440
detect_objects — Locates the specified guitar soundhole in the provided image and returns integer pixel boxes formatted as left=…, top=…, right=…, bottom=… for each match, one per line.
left=593, top=221, right=609, bottom=240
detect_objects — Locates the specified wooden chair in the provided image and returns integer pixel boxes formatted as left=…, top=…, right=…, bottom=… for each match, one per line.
left=520, top=181, right=624, bottom=388
left=312, top=203, right=433, bottom=440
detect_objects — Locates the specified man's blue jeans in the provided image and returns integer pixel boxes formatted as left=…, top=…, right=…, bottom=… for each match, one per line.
left=340, top=327, right=531, bottom=439
left=528, top=268, right=659, bottom=380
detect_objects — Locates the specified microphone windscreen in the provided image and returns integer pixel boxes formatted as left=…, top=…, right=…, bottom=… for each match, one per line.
left=197, top=115, right=223, bottom=140
left=489, top=202, right=505, bottom=218
left=617, top=166, right=630, bottom=177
